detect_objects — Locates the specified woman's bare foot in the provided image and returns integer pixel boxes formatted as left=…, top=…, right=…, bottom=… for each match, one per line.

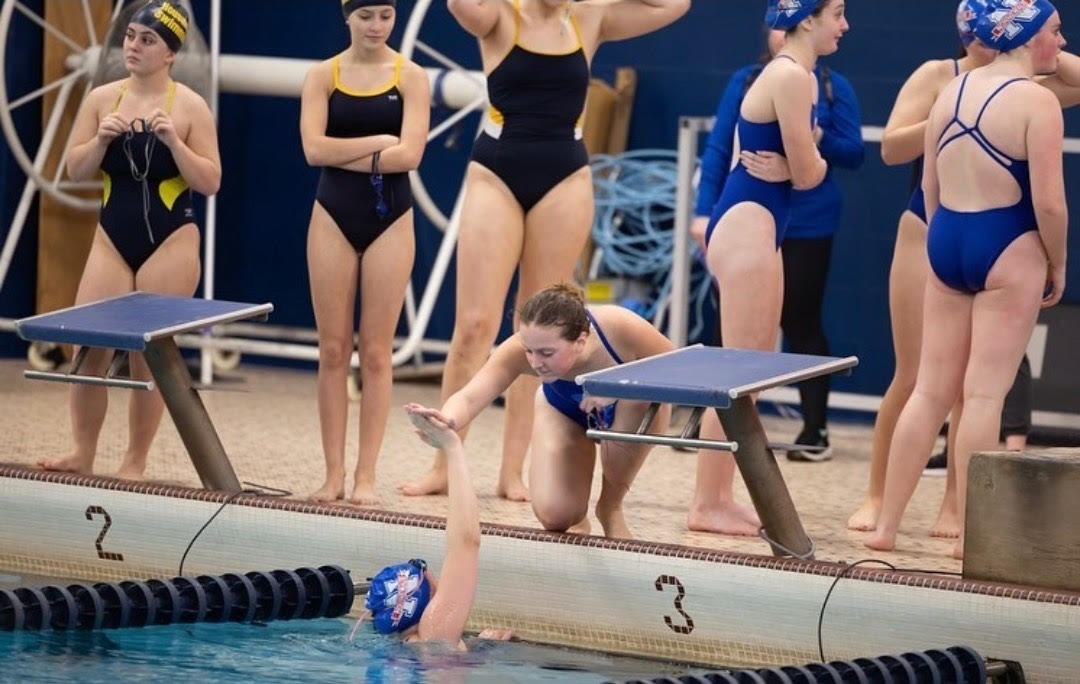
left=348, top=479, right=379, bottom=506
left=566, top=517, right=591, bottom=535
left=596, top=502, right=633, bottom=539
left=847, top=498, right=881, bottom=531
left=929, top=505, right=960, bottom=538
left=952, top=538, right=964, bottom=560
left=310, top=476, right=345, bottom=503
left=864, top=529, right=896, bottom=552
left=37, top=454, right=94, bottom=475
left=687, top=501, right=760, bottom=537
left=114, top=464, right=146, bottom=481
left=496, top=476, right=530, bottom=502
left=397, top=468, right=447, bottom=496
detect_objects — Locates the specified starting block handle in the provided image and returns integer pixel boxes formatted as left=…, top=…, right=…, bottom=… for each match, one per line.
left=587, top=428, right=738, bottom=452
left=680, top=406, right=705, bottom=439
left=23, top=369, right=154, bottom=391
left=637, top=402, right=661, bottom=433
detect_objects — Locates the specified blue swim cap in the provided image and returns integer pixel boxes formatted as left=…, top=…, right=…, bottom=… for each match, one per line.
left=975, top=0, right=1057, bottom=51
left=364, top=559, right=431, bottom=634
left=957, top=0, right=990, bottom=46
left=765, top=0, right=826, bottom=31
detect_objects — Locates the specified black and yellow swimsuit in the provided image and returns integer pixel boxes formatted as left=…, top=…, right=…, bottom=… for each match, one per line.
left=315, top=53, right=413, bottom=253
left=100, top=80, right=195, bottom=272
left=469, top=0, right=591, bottom=212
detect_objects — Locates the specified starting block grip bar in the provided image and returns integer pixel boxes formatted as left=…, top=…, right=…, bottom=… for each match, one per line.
left=586, top=429, right=738, bottom=452
left=23, top=370, right=154, bottom=391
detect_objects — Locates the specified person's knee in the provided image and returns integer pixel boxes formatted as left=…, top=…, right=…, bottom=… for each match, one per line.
left=533, top=498, right=587, bottom=532
left=318, top=337, right=353, bottom=370
left=452, top=310, right=500, bottom=351
left=358, top=345, right=391, bottom=378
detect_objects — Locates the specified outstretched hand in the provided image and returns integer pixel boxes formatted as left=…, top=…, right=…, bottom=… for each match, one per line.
left=404, top=403, right=461, bottom=449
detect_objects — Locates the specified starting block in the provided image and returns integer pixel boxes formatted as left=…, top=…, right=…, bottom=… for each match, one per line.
left=15, top=292, right=273, bottom=492
left=577, top=345, right=858, bottom=559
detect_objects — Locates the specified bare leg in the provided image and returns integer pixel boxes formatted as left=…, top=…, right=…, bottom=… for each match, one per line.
left=350, top=212, right=415, bottom=505
left=111, top=225, right=202, bottom=480
left=594, top=399, right=671, bottom=539
left=866, top=276, right=971, bottom=551
left=688, top=203, right=780, bottom=536
left=849, top=213, right=928, bottom=531
left=39, top=228, right=133, bottom=475
left=501, top=167, right=595, bottom=501
left=528, top=390, right=597, bottom=532
left=307, top=203, right=360, bottom=502
left=951, top=233, right=1045, bottom=559
left=398, top=166, right=524, bottom=496
left=930, top=401, right=962, bottom=538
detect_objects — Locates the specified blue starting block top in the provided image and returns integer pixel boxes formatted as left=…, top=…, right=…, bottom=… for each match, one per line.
left=15, top=292, right=273, bottom=351
left=576, top=345, right=858, bottom=409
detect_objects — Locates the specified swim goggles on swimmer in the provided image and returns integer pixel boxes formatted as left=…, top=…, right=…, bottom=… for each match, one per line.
left=371, top=150, right=390, bottom=220
left=121, top=119, right=158, bottom=245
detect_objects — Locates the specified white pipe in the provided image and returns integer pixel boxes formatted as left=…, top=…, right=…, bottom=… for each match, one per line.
left=216, top=54, right=483, bottom=105
left=200, top=0, right=222, bottom=387
left=669, top=116, right=701, bottom=348
left=389, top=181, right=468, bottom=367
left=670, top=116, right=711, bottom=348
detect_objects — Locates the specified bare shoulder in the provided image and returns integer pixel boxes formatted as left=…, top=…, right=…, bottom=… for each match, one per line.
left=304, top=56, right=336, bottom=85
left=398, top=57, right=429, bottom=89
left=591, top=304, right=662, bottom=345
left=172, top=81, right=211, bottom=113
left=85, top=79, right=126, bottom=110
left=765, top=58, right=814, bottom=92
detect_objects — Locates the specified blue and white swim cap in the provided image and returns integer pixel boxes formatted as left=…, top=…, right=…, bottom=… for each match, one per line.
left=975, top=0, right=1057, bottom=51
left=957, top=0, right=990, bottom=46
left=364, top=559, right=431, bottom=634
left=765, top=0, right=827, bottom=31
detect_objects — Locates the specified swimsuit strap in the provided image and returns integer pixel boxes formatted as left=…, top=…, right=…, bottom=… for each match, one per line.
left=511, top=0, right=521, bottom=45
left=112, top=79, right=177, bottom=117
left=392, top=52, right=403, bottom=87
left=112, top=80, right=128, bottom=111
left=567, top=5, right=584, bottom=49
left=937, top=75, right=1027, bottom=173
left=952, top=58, right=960, bottom=76
left=585, top=309, right=624, bottom=364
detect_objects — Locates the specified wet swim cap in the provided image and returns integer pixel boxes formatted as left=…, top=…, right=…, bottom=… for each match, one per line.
left=765, top=0, right=826, bottom=31
left=975, top=0, right=1057, bottom=51
left=364, top=559, right=431, bottom=634
left=129, top=0, right=188, bottom=53
left=343, top=0, right=396, bottom=17
left=957, top=0, right=990, bottom=46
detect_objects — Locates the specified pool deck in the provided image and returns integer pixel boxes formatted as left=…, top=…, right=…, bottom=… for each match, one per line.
left=0, top=358, right=963, bottom=574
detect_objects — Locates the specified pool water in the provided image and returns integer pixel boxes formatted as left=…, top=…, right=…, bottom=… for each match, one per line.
left=0, top=619, right=703, bottom=683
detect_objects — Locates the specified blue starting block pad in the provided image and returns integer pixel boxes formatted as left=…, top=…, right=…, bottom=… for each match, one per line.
left=576, top=345, right=859, bottom=560
left=576, top=345, right=858, bottom=409
left=15, top=292, right=272, bottom=351
left=14, top=293, right=274, bottom=493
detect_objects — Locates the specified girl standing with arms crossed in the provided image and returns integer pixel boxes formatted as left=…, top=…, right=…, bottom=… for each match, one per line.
left=303, top=0, right=430, bottom=504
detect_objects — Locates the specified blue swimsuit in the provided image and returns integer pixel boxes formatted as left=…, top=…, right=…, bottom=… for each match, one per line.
left=541, top=310, right=624, bottom=430
left=927, top=73, right=1036, bottom=294
left=907, top=60, right=960, bottom=224
left=706, top=55, right=813, bottom=249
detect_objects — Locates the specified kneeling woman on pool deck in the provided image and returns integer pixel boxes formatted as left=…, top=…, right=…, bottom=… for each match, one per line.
left=409, top=283, right=674, bottom=539
left=354, top=405, right=511, bottom=645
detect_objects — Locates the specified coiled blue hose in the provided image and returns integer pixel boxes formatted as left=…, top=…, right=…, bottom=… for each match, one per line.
left=590, top=150, right=713, bottom=340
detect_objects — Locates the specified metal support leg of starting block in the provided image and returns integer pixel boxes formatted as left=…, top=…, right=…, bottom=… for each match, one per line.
left=717, top=396, right=813, bottom=559
left=143, top=337, right=242, bottom=492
